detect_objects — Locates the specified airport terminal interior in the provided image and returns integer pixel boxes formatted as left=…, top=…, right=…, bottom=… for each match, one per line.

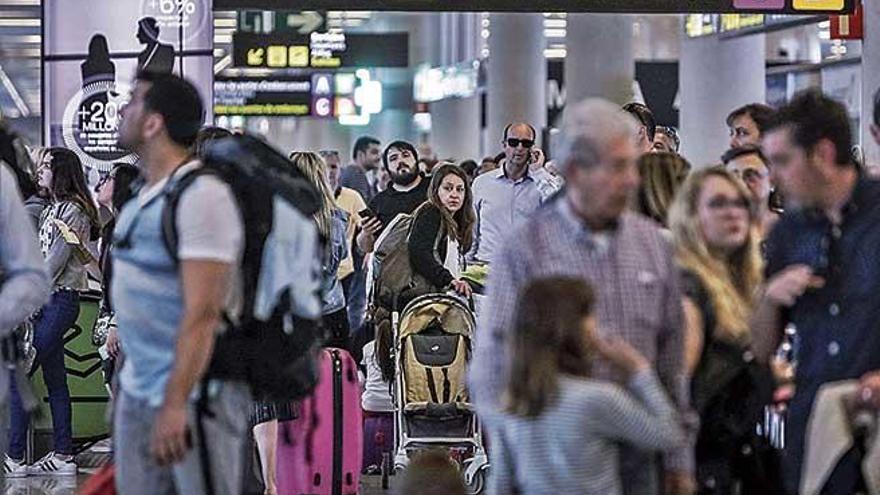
left=0, top=0, right=878, bottom=494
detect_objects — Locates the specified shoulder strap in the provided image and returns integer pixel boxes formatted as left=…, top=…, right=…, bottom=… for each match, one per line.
left=160, top=167, right=218, bottom=266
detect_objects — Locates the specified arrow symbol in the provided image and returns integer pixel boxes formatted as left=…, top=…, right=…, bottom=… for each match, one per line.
left=247, top=48, right=265, bottom=66
left=288, top=11, right=324, bottom=34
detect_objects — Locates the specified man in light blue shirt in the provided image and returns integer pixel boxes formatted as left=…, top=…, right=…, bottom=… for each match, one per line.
left=470, top=122, right=562, bottom=263
left=112, top=71, right=249, bottom=495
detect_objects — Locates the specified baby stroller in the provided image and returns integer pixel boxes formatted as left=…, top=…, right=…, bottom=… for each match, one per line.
left=391, top=293, right=489, bottom=494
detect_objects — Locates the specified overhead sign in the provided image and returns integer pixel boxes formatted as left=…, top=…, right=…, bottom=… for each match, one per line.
left=233, top=32, right=408, bottom=69
left=215, top=0, right=854, bottom=14
left=414, top=62, right=479, bottom=103
left=237, top=10, right=326, bottom=34
left=215, top=76, right=312, bottom=116
left=43, top=0, right=214, bottom=181
left=686, top=13, right=823, bottom=37
left=214, top=71, right=382, bottom=120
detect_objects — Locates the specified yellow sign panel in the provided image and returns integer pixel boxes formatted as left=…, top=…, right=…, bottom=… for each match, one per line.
left=685, top=14, right=718, bottom=38
left=247, top=48, right=264, bottom=66
left=289, top=46, right=309, bottom=67
left=312, top=57, right=341, bottom=68
left=720, top=14, right=764, bottom=32
left=793, top=0, right=844, bottom=10
left=267, top=45, right=288, bottom=67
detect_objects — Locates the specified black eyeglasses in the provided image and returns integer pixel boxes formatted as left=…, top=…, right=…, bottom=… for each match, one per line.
left=707, top=197, right=750, bottom=211
left=506, top=138, right=534, bottom=149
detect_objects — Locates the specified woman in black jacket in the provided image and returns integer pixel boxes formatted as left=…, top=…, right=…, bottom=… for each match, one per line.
left=407, top=163, right=476, bottom=297
left=668, top=167, right=780, bottom=494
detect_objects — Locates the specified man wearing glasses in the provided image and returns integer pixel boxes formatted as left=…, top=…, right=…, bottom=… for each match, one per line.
left=722, top=145, right=780, bottom=240
left=469, top=123, right=560, bottom=264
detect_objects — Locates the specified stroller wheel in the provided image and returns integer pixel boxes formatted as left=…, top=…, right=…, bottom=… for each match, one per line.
left=463, top=468, right=485, bottom=495
left=461, top=458, right=487, bottom=495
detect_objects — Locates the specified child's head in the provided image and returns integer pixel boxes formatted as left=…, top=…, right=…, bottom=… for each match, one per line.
left=503, top=277, right=596, bottom=418
left=395, top=449, right=465, bottom=495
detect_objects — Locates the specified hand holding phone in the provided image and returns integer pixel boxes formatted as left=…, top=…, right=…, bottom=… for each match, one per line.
left=529, top=148, right=546, bottom=171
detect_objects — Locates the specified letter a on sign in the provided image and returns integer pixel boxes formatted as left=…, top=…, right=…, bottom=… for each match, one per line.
left=315, top=75, right=332, bottom=95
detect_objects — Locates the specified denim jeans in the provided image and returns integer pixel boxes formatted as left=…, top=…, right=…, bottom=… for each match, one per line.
left=114, top=382, right=251, bottom=495
left=8, top=289, right=79, bottom=459
left=342, top=263, right=367, bottom=338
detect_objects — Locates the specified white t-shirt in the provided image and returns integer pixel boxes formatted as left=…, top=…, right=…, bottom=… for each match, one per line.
left=138, top=160, right=244, bottom=264
left=360, top=341, right=394, bottom=412
left=444, top=237, right=461, bottom=279
left=138, top=160, right=244, bottom=314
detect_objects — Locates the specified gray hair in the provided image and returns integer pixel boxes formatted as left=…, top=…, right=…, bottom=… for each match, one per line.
left=555, top=98, right=639, bottom=174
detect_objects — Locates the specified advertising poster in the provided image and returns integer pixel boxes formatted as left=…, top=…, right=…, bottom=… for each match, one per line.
left=43, top=0, right=213, bottom=181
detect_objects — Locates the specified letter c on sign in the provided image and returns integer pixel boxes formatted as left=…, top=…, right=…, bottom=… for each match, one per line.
left=316, top=98, right=331, bottom=117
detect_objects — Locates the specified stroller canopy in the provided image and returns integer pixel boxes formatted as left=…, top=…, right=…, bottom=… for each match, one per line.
left=398, top=294, right=476, bottom=340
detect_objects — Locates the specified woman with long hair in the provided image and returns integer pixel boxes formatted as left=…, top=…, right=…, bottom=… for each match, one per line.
left=5, top=147, right=99, bottom=477
left=407, top=163, right=476, bottom=297
left=93, top=163, right=140, bottom=387
left=487, top=277, right=684, bottom=494
left=243, top=151, right=349, bottom=495
left=289, top=151, right=350, bottom=345
left=635, top=152, right=691, bottom=228
left=668, top=167, right=779, bottom=494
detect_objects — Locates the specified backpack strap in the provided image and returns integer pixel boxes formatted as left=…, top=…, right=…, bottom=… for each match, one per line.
left=159, top=167, right=217, bottom=266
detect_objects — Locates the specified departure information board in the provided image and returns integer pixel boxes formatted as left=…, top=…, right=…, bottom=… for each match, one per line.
left=232, top=32, right=408, bottom=69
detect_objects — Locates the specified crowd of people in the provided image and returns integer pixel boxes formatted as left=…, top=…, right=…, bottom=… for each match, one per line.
left=0, top=69, right=879, bottom=495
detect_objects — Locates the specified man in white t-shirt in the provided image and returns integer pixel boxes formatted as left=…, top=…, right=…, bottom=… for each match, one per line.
left=111, top=71, right=249, bottom=495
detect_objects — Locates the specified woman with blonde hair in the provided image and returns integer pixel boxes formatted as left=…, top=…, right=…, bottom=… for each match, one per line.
left=635, top=151, right=691, bottom=228
left=668, top=166, right=779, bottom=494
left=248, top=151, right=349, bottom=495
left=289, top=151, right=350, bottom=346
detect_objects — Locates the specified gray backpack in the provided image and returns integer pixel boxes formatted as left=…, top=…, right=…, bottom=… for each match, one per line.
left=372, top=212, right=443, bottom=311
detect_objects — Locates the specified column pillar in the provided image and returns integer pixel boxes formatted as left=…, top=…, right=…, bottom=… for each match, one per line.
left=564, top=14, right=635, bottom=107
left=486, top=13, right=546, bottom=147
left=679, top=27, right=766, bottom=166
left=862, top=1, right=880, bottom=167
left=428, top=13, right=482, bottom=161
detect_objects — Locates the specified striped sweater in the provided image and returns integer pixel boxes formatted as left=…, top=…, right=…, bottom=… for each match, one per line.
left=488, top=370, right=685, bottom=495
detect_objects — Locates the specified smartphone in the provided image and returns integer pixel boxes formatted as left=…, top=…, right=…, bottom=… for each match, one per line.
left=358, top=208, right=375, bottom=219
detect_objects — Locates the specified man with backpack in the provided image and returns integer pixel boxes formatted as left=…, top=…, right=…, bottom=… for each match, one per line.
left=112, top=71, right=251, bottom=495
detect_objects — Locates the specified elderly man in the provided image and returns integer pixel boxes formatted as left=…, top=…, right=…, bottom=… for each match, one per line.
left=471, top=99, right=695, bottom=495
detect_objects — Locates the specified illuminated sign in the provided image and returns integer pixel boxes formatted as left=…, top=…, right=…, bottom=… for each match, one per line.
left=686, top=13, right=822, bottom=37
left=214, top=76, right=312, bottom=116
left=215, top=0, right=853, bottom=14
left=414, top=62, right=480, bottom=103
left=232, top=32, right=408, bottom=69
left=44, top=0, right=213, bottom=180
left=237, top=10, right=326, bottom=34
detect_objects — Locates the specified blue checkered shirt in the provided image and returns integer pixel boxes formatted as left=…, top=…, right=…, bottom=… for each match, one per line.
left=470, top=197, right=695, bottom=483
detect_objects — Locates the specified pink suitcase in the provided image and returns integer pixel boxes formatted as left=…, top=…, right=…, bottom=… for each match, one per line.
left=277, top=348, right=363, bottom=495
